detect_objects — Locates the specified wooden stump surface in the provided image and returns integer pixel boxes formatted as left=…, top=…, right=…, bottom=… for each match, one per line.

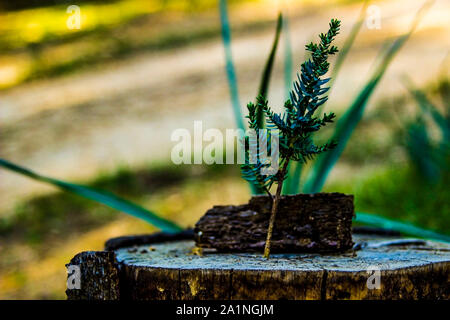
left=67, top=232, right=450, bottom=300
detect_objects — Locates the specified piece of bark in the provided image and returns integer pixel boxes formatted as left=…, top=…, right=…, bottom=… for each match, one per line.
left=194, top=193, right=354, bottom=253
left=66, top=251, right=120, bottom=300
left=104, top=229, right=194, bottom=251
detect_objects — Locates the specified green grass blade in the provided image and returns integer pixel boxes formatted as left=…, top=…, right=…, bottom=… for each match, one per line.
left=401, top=76, right=448, bottom=181
left=303, top=31, right=414, bottom=193
left=355, top=212, right=450, bottom=243
left=283, top=14, right=293, bottom=100
left=405, top=117, right=441, bottom=181
left=403, top=76, right=449, bottom=139
left=219, top=0, right=246, bottom=132
left=0, top=159, right=183, bottom=233
left=284, top=161, right=302, bottom=195
left=281, top=14, right=301, bottom=195
left=256, top=13, right=283, bottom=127
left=219, top=0, right=261, bottom=195
left=330, top=0, right=369, bottom=84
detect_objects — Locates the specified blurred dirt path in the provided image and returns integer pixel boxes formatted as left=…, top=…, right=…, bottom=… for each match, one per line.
left=0, top=0, right=449, bottom=212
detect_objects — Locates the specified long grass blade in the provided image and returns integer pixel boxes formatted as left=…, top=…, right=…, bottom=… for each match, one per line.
left=283, top=14, right=293, bottom=100
left=303, top=1, right=432, bottom=193
left=219, top=0, right=260, bottom=195
left=330, top=0, right=369, bottom=85
left=242, top=11, right=284, bottom=194
left=405, top=117, right=441, bottom=181
left=284, top=161, right=302, bottom=195
left=219, top=0, right=246, bottom=132
left=403, top=76, right=449, bottom=139
left=281, top=14, right=301, bottom=195
left=355, top=212, right=450, bottom=243
left=256, top=13, right=283, bottom=128
left=0, top=159, right=183, bottom=233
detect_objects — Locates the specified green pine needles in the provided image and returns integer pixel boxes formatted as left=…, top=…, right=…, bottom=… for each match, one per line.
left=241, top=19, right=341, bottom=258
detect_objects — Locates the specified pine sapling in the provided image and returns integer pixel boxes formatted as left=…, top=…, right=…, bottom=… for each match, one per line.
left=241, top=19, right=341, bottom=258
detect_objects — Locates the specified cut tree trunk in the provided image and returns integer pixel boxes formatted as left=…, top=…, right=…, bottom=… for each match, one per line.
left=66, top=231, right=450, bottom=300
left=194, top=193, right=354, bottom=253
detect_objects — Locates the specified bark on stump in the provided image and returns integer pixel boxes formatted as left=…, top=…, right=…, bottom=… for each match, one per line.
left=195, top=193, right=354, bottom=253
left=66, top=251, right=120, bottom=300
left=66, top=232, right=450, bottom=300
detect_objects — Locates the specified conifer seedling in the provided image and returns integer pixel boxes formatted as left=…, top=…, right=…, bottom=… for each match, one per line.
left=241, top=19, right=341, bottom=258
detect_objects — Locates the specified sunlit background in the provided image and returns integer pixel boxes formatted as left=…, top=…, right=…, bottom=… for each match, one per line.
left=0, top=0, right=448, bottom=299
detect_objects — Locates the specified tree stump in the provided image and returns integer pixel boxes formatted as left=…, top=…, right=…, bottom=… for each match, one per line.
left=194, top=193, right=354, bottom=253
left=66, top=231, right=450, bottom=300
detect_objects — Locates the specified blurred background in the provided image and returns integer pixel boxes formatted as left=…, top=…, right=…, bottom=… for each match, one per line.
left=0, top=0, right=448, bottom=299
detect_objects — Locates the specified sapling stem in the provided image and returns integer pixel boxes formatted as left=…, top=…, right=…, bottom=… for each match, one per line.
left=263, top=158, right=290, bottom=258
